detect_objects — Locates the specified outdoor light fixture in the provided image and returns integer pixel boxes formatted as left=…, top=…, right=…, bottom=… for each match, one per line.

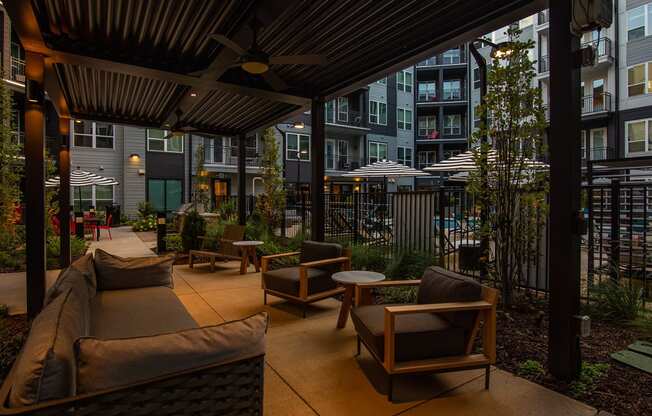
left=241, top=58, right=269, bottom=75
left=190, top=91, right=198, bottom=97
left=74, top=119, right=83, bottom=124
left=291, top=121, right=305, bottom=129
left=26, top=79, right=44, bottom=104
left=489, top=42, right=514, bottom=59
left=129, top=153, right=140, bottom=161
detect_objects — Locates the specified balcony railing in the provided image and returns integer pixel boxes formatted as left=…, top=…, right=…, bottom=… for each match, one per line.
left=582, top=146, right=614, bottom=161
left=581, top=37, right=612, bottom=60
left=417, top=90, right=464, bottom=102
left=205, top=147, right=260, bottom=167
left=417, top=57, right=437, bottom=66
left=10, top=57, right=25, bottom=83
left=416, top=53, right=466, bottom=67
left=538, top=55, right=549, bottom=73
left=328, top=110, right=367, bottom=128
left=537, top=10, right=549, bottom=25
left=325, top=157, right=364, bottom=171
left=582, top=92, right=612, bottom=114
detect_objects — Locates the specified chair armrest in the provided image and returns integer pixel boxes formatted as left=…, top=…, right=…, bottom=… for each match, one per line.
left=299, top=256, right=351, bottom=268
left=260, top=252, right=300, bottom=272
left=384, top=301, right=493, bottom=315
left=354, top=280, right=421, bottom=307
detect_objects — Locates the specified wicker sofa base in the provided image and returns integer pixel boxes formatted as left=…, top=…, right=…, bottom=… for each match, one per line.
left=0, top=355, right=265, bottom=416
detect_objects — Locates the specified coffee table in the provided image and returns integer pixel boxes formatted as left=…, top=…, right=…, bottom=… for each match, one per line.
left=332, top=270, right=385, bottom=329
left=232, top=241, right=264, bottom=274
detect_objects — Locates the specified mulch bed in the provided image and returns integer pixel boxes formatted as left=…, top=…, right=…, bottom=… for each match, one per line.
left=0, top=315, right=29, bottom=385
left=496, top=300, right=652, bottom=416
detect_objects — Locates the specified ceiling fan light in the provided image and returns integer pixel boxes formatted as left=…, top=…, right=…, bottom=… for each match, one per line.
left=241, top=60, right=269, bottom=74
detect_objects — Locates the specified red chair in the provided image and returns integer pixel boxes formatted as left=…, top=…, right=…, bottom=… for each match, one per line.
left=51, top=215, right=61, bottom=236
left=96, top=214, right=113, bottom=240
left=83, top=213, right=97, bottom=240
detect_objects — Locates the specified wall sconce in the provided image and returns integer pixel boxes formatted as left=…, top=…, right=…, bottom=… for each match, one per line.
left=129, top=153, right=140, bottom=161
left=354, top=177, right=361, bottom=182
left=138, top=169, right=145, bottom=176
left=324, top=175, right=329, bottom=181
left=26, top=79, right=45, bottom=104
left=354, top=185, right=360, bottom=192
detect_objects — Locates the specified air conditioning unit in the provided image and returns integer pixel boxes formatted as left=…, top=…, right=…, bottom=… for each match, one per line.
left=571, top=0, right=613, bottom=35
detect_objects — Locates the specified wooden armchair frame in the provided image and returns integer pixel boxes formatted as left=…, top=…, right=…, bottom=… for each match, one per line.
left=261, top=251, right=351, bottom=315
left=354, top=279, right=498, bottom=401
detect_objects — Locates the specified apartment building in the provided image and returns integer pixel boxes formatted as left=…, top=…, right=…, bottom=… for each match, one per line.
left=414, top=46, right=471, bottom=189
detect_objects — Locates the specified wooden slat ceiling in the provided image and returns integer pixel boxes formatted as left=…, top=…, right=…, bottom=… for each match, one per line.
left=11, top=0, right=545, bottom=135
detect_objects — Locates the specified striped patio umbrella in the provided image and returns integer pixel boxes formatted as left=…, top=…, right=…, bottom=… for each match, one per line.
left=45, top=169, right=119, bottom=208
left=342, top=159, right=431, bottom=178
left=423, top=150, right=548, bottom=172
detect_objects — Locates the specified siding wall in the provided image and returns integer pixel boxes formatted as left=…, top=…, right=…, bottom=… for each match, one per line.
left=122, top=127, right=146, bottom=217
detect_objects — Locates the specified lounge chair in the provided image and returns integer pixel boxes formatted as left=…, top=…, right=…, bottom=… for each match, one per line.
left=351, top=266, right=498, bottom=401
left=188, top=224, right=245, bottom=272
left=261, top=240, right=351, bottom=317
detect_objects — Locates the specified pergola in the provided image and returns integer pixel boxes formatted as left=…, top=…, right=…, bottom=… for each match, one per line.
left=6, top=0, right=583, bottom=381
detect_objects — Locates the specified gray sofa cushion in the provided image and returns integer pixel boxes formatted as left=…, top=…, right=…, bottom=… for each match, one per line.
left=299, top=241, right=343, bottom=273
left=71, top=253, right=97, bottom=296
left=262, top=266, right=337, bottom=297
left=76, top=312, right=268, bottom=394
left=90, top=286, right=198, bottom=339
left=94, top=249, right=174, bottom=291
left=9, top=288, right=88, bottom=407
left=44, top=266, right=93, bottom=311
left=417, top=266, right=482, bottom=331
left=351, top=304, right=466, bottom=362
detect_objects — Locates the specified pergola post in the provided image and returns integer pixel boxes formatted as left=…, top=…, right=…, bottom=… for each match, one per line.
left=311, top=97, right=325, bottom=242
left=58, top=117, right=71, bottom=268
left=24, top=52, right=46, bottom=318
left=238, top=133, right=247, bottom=225
left=548, top=0, right=582, bottom=380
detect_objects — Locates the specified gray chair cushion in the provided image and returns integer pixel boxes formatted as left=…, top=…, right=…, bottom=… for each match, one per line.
left=417, top=266, right=482, bottom=331
left=9, top=288, right=88, bottom=407
left=263, top=267, right=337, bottom=297
left=94, top=249, right=174, bottom=291
left=299, top=241, right=343, bottom=273
left=76, top=312, right=268, bottom=394
left=351, top=304, right=466, bottom=362
left=90, top=286, right=198, bottom=339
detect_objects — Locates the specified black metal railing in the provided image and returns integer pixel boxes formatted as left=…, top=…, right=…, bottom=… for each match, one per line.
left=325, top=157, right=364, bottom=172
left=328, top=110, right=367, bottom=128
left=582, top=146, right=614, bottom=161
left=204, top=146, right=261, bottom=167
left=539, top=55, right=549, bottom=73
left=417, top=53, right=466, bottom=67
left=582, top=92, right=612, bottom=114
left=581, top=37, right=612, bottom=60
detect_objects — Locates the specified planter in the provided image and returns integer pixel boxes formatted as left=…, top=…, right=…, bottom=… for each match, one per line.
left=458, top=244, right=482, bottom=271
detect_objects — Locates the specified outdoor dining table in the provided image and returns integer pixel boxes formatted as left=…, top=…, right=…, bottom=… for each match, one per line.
left=332, top=270, right=385, bottom=329
left=83, top=217, right=103, bottom=241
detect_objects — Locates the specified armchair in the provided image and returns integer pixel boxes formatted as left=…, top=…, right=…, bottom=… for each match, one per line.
left=188, top=224, right=245, bottom=272
left=261, top=241, right=351, bottom=317
left=351, top=266, right=497, bottom=401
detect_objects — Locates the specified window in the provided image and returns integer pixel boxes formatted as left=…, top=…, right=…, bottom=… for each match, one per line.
left=473, top=68, right=481, bottom=89
left=337, top=97, right=348, bottom=122
left=442, top=49, right=461, bottom=64
left=397, top=147, right=412, bottom=167
left=286, top=133, right=310, bottom=160
left=443, top=114, right=462, bottom=135
left=147, top=129, right=184, bottom=153
left=205, top=136, right=229, bottom=164
left=626, top=119, right=652, bottom=155
left=628, top=62, right=652, bottom=97
left=148, top=179, right=182, bottom=213
left=369, top=100, right=387, bottom=125
left=72, top=120, right=114, bottom=149
left=417, top=82, right=436, bottom=101
left=72, top=185, right=114, bottom=212
left=627, top=5, right=645, bottom=41
left=397, top=70, right=413, bottom=92
left=397, top=108, right=413, bottom=130
left=376, top=77, right=387, bottom=85
left=418, top=116, right=437, bottom=137
left=443, top=80, right=462, bottom=100
left=325, top=100, right=336, bottom=123
left=368, top=142, right=388, bottom=163
left=338, top=140, right=349, bottom=167
left=418, top=151, right=436, bottom=170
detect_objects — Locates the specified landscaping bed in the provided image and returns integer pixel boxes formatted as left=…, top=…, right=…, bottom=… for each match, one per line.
left=496, top=300, right=652, bottom=416
left=0, top=314, right=29, bottom=385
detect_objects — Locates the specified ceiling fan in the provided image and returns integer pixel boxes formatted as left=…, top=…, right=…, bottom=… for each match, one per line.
left=202, top=25, right=326, bottom=91
left=162, top=109, right=196, bottom=140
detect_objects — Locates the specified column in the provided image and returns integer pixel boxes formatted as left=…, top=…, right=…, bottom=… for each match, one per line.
left=238, top=133, right=247, bottom=225
left=58, top=117, right=71, bottom=268
left=548, top=0, right=582, bottom=380
left=24, top=52, right=46, bottom=318
left=311, top=97, right=325, bottom=241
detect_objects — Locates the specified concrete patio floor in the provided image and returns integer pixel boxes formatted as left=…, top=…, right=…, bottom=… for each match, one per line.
left=0, top=227, right=600, bottom=415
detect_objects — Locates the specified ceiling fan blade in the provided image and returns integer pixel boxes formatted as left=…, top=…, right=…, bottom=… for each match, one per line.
left=269, top=55, right=325, bottom=66
left=262, top=69, right=288, bottom=91
left=209, top=34, right=247, bottom=56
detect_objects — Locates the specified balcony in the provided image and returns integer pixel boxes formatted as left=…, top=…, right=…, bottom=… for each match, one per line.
left=582, top=146, right=614, bottom=161
left=417, top=86, right=465, bottom=103
left=327, top=110, right=368, bottom=129
left=10, top=57, right=25, bottom=83
left=538, top=55, right=549, bottom=74
left=582, top=92, right=611, bottom=115
left=325, top=157, right=364, bottom=172
left=416, top=53, right=466, bottom=67
left=205, top=146, right=261, bottom=167
left=417, top=57, right=437, bottom=67
left=581, top=37, right=612, bottom=62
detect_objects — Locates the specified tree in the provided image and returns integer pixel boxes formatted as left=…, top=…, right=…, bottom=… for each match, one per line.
left=257, top=128, right=285, bottom=231
left=0, top=71, right=21, bottom=237
left=467, top=27, right=548, bottom=307
left=192, top=143, right=210, bottom=211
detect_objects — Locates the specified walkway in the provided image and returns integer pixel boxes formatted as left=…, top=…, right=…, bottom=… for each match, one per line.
left=0, top=227, right=602, bottom=415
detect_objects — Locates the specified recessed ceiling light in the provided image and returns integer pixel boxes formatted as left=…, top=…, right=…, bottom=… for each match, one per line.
left=190, top=91, right=198, bottom=97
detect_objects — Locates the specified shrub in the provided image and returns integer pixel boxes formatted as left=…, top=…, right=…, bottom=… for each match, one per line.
left=584, top=280, right=645, bottom=323
left=164, top=234, right=183, bottom=252
left=384, top=250, right=438, bottom=280
left=517, top=359, right=545, bottom=378
left=131, top=214, right=157, bottom=232
left=0, top=304, right=8, bottom=318
left=137, top=201, right=156, bottom=218
left=569, top=362, right=609, bottom=398
left=216, top=199, right=238, bottom=221
left=46, top=236, right=87, bottom=269
left=349, top=244, right=387, bottom=272
left=181, top=210, right=206, bottom=251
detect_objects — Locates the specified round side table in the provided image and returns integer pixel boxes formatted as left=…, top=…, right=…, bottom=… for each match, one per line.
left=232, top=241, right=264, bottom=274
left=332, top=270, right=385, bottom=329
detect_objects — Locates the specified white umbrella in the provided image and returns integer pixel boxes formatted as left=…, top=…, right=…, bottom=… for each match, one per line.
left=423, top=150, right=548, bottom=172
left=46, top=169, right=119, bottom=208
left=342, top=159, right=431, bottom=178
